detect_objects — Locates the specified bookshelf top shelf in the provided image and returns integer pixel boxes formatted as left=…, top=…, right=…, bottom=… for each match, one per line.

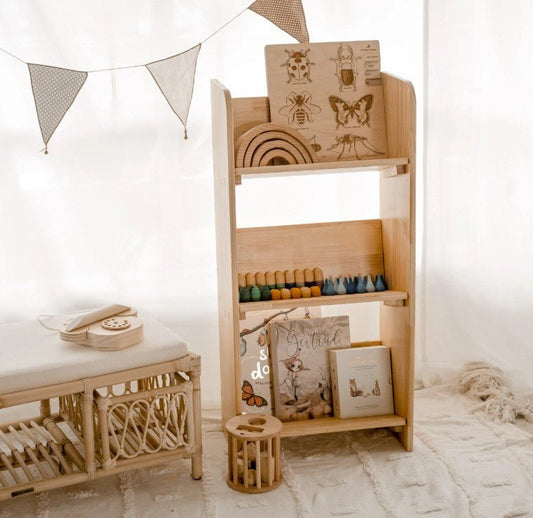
left=239, top=290, right=407, bottom=318
left=235, top=157, right=409, bottom=179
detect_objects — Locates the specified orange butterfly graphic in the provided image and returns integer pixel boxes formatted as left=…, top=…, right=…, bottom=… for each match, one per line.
left=242, top=380, right=268, bottom=407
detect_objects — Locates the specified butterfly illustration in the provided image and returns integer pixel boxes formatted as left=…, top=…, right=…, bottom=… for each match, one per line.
left=242, top=380, right=268, bottom=407
left=328, top=94, right=373, bottom=129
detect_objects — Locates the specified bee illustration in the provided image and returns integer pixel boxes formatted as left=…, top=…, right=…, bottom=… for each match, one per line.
left=279, top=91, right=321, bottom=128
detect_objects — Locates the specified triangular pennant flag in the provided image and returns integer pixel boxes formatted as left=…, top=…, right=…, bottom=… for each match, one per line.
left=146, top=44, right=201, bottom=139
left=249, top=0, right=309, bottom=43
left=28, top=64, right=87, bottom=153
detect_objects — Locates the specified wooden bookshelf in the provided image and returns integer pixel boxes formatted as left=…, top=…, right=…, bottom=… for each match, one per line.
left=212, top=72, right=416, bottom=451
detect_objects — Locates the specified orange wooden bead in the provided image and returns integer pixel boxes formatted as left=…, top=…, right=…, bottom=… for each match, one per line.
left=290, top=287, right=301, bottom=299
left=300, top=287, right=311, bottom=298
left=310, top=286, right=321, bottom=297
left=280, top=288, right=291, bottom=300
left=271, top=289, right=281, bottom=300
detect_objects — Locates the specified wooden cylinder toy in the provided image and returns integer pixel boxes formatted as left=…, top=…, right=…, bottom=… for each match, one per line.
left=313, top=268, right=324, bottom=288
left=275, top=271, right=286, bottom=289
left=225, top=414, right=283, bottom=493
left=255, top=272, right=266, bottom=287
left=294, top=269, right=305, bottom=287
left=284, top=269, right=296, bottom=289
left=238, top=273, right=246, bottom=289
left=304, top=268, right=315, bottom=287
left=265, top=271, right=276, bottom=289
left=245, top=272, right=256, bottom=288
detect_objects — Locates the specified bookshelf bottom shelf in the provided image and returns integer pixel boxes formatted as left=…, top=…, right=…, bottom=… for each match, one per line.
left=280, top=414, right=406, bottom=438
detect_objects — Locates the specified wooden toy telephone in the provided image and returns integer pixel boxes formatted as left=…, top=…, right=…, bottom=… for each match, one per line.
left=59, top=304, right=143, bottom=351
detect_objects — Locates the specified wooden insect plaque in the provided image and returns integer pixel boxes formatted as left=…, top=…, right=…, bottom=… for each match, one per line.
left=265, top=41, right=388, bottom=162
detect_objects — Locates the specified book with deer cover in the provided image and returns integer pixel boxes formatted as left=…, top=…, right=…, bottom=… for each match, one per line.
left=329, top=346, right=394, bottom=419
left=269, top=316, right=351, bottom=421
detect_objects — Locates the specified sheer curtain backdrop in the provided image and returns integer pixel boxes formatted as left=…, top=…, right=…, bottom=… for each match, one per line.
left=0, top=1, right=423, bottom=408
left=423, top=0, right=533, bottom=389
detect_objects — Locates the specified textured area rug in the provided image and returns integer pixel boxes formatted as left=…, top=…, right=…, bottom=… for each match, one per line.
left=1, top=384, right=532, bottom=518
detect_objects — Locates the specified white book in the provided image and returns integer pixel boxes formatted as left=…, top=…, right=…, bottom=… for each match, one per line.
left=329, top=346, right=394, bottom=419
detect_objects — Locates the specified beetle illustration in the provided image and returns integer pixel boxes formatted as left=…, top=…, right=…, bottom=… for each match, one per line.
left=281, top=49, right=314, bottom=84
left=279, top=91, right=321, bottom=127
left=331, top=44, right=361, bottom=92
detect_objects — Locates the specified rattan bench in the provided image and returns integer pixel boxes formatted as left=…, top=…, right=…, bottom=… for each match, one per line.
left=0, top=317, right=202, bottom=501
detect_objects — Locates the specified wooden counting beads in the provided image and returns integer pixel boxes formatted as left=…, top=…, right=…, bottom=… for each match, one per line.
left=310, top=286, right=321, bottom=297
left=290, top=287, right=301, bottom=299
left=294, top=269, right=305, bottom=287
left=245, top=272, right=256, bottom=288
left=265, top=271, right=276, bottom=289
left=313, top=268, right=324, bottom=288
left=284, top=269, right=296, bottom=289
left=255, top=272, right=266, bottom=287
left=275, top=271, right=286, bottom=289
left=280, top=288, right=291, bottom=300
left=304, top=268, right=315, bottom=287
left=271, top=289, right=281, bottom=300
left=300, top=287, right=311, bottom=298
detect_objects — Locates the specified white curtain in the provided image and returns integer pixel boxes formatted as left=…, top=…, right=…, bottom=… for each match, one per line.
left=422, top=0, right=533, bottom=388
left=0, top=0, right=423, bottom=408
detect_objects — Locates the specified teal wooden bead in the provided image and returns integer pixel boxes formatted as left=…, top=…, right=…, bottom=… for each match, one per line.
left=240, top=286, right=251, bottom=302
left=260, top=285, right=271, bottom=300
left=250, top=285, right=261, bottom=301
left=345, top=276, right=356, bottom=294
left=365, top=275, right=376, bottom=293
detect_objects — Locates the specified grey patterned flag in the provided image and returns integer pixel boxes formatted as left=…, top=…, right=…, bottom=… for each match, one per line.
left=249, top=0, right=309, bottom=43
left=28, top=64, right=88, bottom=153
left=146, top=44, right=201, bottom=139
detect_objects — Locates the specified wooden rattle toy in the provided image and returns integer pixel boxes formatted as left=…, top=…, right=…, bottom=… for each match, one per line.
left=60, top=304, right=143, bottom=351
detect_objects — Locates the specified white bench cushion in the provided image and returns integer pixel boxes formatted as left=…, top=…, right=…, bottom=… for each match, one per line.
left=0, top=314, right=188, bottom=394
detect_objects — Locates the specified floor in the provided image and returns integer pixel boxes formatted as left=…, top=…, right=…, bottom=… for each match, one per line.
left=1, top=384, right=532, bottom=518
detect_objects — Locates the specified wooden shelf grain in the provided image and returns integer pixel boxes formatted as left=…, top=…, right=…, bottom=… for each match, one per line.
left=235, top=157, right=408, bottom=179
left=239, top=290, right=407, bottom=317
left=280, top=414, right=406, bottom=438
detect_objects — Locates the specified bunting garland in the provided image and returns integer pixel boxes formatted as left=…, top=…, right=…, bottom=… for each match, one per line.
left=28, top=64, right=87, bottom=154
left=146, top=44, right=201, bottom=140
left=0, top=1, right=309, bottom=153
left=249, top=0, right=309, bottom=43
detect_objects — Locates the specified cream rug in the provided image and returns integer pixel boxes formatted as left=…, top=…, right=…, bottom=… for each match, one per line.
left=1, top=384, right=532, bottom=518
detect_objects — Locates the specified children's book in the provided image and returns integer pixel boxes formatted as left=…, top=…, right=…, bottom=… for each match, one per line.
left=329, top=346, right=394, bottom=418
left=269, top=316, right=351, bottom=421
left=239, top=308, right=320, bottom=415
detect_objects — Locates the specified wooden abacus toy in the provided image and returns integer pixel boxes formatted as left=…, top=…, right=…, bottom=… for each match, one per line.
left=225, top=414, right=282, bottom=493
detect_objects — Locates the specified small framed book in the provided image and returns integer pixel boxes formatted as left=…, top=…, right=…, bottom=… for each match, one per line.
left=329, top=346, right=394, bottom=419
left=269, top=315, right=351, bottom=421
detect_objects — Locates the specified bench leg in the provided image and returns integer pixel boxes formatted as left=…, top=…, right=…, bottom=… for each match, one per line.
left=190, top=358, right=202, bottom=480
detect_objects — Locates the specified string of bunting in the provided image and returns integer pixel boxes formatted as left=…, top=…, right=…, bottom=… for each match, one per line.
left=0, top=0, right=309, bottom=154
